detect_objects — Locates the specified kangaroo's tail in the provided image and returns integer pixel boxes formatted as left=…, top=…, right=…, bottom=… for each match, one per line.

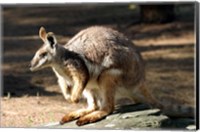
left=157, top=97, right=195, bottom=118
left=138, top=84, right=195, bottom=118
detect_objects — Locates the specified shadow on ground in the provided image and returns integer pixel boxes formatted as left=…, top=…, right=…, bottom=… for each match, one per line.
left=2, top=74, right=59, bottom=97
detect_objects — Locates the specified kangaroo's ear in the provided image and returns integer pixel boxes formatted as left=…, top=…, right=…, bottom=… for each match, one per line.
left=39, top=27, right=47, bottom=42
left=46, top=32, right=57, bottom=48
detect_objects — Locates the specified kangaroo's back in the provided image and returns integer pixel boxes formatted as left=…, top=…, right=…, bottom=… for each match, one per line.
left=65, top=26, right=145, bottom=86
left=65, top=26, right=140, bottom=63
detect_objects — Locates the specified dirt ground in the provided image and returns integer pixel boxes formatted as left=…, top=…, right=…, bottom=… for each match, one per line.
left=1, top=4, right=195, bottom=127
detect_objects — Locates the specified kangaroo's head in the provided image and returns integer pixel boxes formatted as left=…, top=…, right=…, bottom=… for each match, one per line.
left=30, top=27, right=58, bottom=71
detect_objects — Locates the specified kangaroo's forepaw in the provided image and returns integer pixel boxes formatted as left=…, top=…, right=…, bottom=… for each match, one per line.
left=70, top=95, right=79, bottom=103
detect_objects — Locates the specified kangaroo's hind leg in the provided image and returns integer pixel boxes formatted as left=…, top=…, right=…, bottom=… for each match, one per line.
left=76, top=69, right=118, bottom=126
left=60, top=89, right=98, bottom=124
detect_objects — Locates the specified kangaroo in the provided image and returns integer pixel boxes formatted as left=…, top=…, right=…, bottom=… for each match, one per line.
left=30, top=26, right=194, bottom=126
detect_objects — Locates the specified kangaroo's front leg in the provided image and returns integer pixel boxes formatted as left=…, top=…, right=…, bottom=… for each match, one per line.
left=70, top=72, right=88, bottom=103
left=63, top=59, right=89, bottom=103
left=70, top=78, right=84, bottom=103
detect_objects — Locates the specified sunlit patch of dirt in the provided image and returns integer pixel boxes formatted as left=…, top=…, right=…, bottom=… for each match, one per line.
left=1, top=96, right=85, bottom=127
left=142, top=45, right=194, bottom=60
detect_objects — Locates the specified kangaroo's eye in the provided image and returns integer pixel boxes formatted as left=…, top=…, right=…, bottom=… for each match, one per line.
left=39, top=52, right=47, bottom=58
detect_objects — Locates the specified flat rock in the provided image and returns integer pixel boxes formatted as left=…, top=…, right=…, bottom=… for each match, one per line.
left=41, top=104, right=195, bottom=130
